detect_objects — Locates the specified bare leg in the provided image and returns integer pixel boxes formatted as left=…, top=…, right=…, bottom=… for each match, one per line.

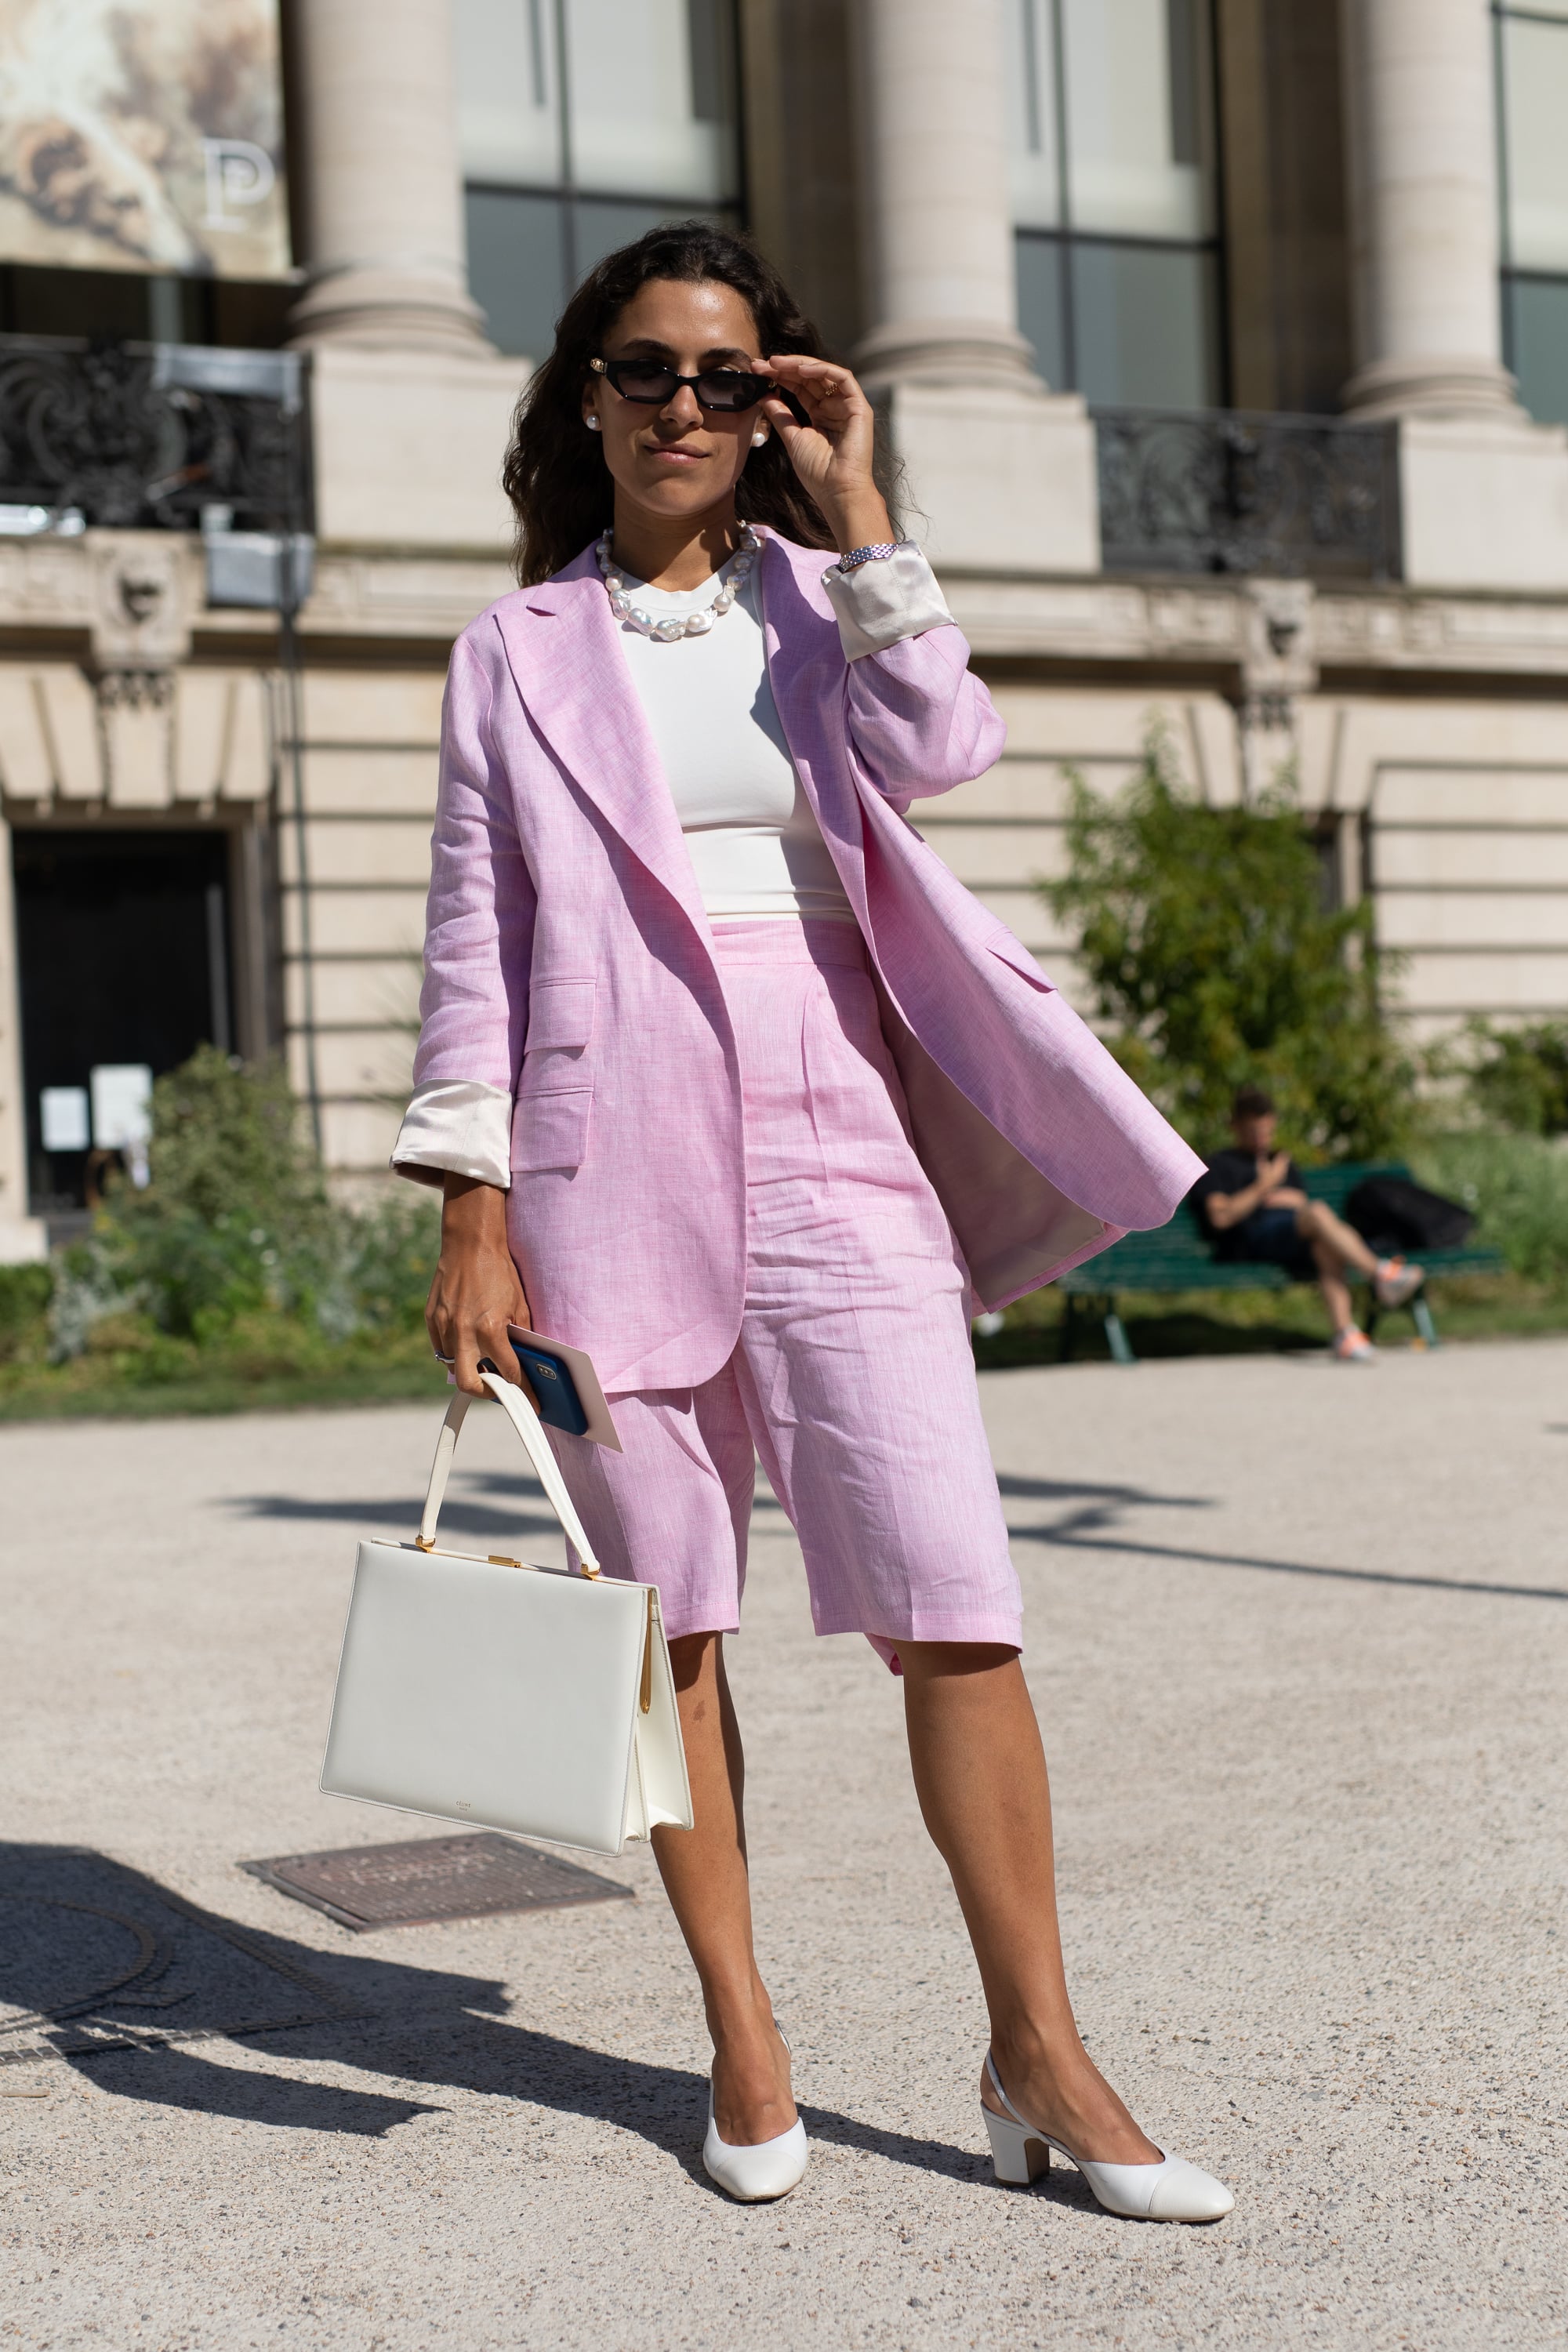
left=899, top=1641, right=1160, bottom=2165
left=1295, top=1201, right=1379, bottom=1334
left=651, top=1632, right=794, bottom=2147
left=1311, top=1239, right=1357, bottom=1334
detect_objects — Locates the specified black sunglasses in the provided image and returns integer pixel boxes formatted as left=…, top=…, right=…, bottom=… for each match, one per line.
left=590, top=356, right=771, bottom=413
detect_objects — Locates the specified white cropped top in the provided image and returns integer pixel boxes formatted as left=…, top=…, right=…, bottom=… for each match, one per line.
left=612, top=542, right=951, bottom=924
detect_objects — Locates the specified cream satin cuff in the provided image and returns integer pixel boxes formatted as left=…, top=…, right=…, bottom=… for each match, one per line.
left=822, top=542, right=954, bottom=660
left=391, top=1080, right=512, bottom=1191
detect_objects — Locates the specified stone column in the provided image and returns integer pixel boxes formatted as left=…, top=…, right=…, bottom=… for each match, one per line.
left=851, top=0, right=1036, bottom=388
left=848, top=0, right=1098, bottom=572
left=1339, top=0, right=1520, bottom=417
left=288, top=0, right=488, bottom=351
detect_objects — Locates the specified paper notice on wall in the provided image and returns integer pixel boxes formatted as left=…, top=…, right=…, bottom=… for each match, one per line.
left=89, top=1064, right=153, bottom=1151
left=0, top=0, right=291, bottom=280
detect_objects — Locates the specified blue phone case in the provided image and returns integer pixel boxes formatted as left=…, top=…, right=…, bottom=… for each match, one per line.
left=511, top=1340, right=590, bottom=1438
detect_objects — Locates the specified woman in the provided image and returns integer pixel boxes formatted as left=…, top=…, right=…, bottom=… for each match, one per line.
left=395, top=222, right=1232, bottom=2222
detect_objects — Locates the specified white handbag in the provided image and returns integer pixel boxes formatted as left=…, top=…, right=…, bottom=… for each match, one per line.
left=320, top=1370, right=693, bottom=1855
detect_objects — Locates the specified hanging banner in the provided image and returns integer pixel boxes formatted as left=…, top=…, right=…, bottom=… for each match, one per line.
left=0, top=0, right=291, bottom=280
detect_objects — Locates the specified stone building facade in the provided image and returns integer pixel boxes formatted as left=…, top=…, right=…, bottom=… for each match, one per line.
left=4, top=0, right=1568, bottom=1258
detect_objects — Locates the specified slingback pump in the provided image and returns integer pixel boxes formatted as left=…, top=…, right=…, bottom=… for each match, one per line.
left=982, top=2054, right=1234, bottom=2222
left=702, top=2031, right=808, bottom=2203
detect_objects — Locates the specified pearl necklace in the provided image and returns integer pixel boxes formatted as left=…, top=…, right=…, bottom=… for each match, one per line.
left=594, top=524, right=760, bottom=641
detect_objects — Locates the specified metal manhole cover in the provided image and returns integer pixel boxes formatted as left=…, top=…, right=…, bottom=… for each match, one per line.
left=241, top=1832, right=635, bottom=1931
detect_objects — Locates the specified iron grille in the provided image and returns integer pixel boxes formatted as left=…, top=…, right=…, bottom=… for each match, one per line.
left=0, top=334, right=311, bottom=535
left=1095, top=405, right=1401, bottom=580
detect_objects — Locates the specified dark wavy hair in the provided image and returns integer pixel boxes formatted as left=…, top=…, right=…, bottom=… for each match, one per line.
left=502, top=220, right=837, bottom=585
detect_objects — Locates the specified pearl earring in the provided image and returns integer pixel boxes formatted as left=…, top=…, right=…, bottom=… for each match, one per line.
left=586, top=416, right=601, bottom=431
left=752, top=428, right=768, bottom=447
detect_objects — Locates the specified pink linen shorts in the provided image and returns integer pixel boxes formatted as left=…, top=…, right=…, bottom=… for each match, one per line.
left=549, top=918, right=1022, bottom=1671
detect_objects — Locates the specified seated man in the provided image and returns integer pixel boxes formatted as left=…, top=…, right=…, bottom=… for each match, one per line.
left=1191, top=1085, right=1423, bottom=1363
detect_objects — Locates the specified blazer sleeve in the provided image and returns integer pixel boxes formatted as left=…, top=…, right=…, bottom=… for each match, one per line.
left=391, top=631, right=537, bottom=1190
left=831, top=557, right=1006, bottom=813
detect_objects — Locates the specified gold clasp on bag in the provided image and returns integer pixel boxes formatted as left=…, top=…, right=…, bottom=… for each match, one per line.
left=639, top=1589, right=654, bottom=1715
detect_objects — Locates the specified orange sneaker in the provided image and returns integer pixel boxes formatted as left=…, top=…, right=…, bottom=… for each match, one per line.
left=1374, top=1257, right=1425, bottom=1310
left=1333, top=1326, right=1377, bottom=1363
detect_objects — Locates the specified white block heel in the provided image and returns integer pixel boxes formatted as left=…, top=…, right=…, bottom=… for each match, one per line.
left=983, top=2054, right=1234, bottom=2223
left=982, top=2100, right=1051, bottom=2186
left=702, top=2029, right=808, bottom=2204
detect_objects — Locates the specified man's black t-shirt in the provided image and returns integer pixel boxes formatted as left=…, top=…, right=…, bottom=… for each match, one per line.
left=1189, top=1148, right=1304, bottom=1260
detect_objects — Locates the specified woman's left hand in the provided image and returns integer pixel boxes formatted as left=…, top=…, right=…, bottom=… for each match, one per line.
left=756, top=355, right=895, bottom=552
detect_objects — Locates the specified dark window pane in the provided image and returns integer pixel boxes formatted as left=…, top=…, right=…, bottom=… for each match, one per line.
left=1069, top=239, right=1219, bottom=407
left=465, top=188, right=568, bottom=358
left=1504, top=274, right=1568, bottom=425
left=12, top=829, right=230, bottom=1214
left=1015, top=234, right=1068, bottom=388
left=6, top=264, right=154, bottom=340
left=688, top=0, right=729, bottom=122
left=1167, top=0, right=1201, bottom=167
left=572, top=197, right=735, bottom=281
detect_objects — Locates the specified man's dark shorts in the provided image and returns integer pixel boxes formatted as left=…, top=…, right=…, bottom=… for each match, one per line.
left=1225, top=1205, right=1318, bottom=1279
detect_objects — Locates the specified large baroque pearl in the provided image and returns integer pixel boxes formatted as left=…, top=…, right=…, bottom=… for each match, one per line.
left=596, top=524, right=759, bottom=641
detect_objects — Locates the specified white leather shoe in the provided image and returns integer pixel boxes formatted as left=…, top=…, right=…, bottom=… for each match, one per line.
left=702, top=2085, right=808, bottom=2202
left=702, top=2031, right=808, bottom=2203
left=982, top=2054, right=1234, bottom=2222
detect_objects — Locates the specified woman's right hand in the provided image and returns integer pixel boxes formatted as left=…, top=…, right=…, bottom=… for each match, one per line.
left=425, top=1174, right=532, bottom=1398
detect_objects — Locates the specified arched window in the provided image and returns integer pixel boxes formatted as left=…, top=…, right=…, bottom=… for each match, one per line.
left=1007, top=0, right=1223, bottom=409
left=456, top=0, right=742, bottom=359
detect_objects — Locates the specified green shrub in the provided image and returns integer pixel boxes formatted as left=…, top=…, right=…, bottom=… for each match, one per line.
left=48, top=1047, right=438, bottom=1361
left=1414, top=1131, right=1568, bottom=1284
left=0, top=1262, right=50, bottom=1365
left=1044, top=732, right=1412, bottom=1158
left=1451, top=1019, right=1568, bottom=1138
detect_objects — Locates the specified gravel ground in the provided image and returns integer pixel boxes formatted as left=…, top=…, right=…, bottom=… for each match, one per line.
left=2, top=1340, right=1566, bottom=2350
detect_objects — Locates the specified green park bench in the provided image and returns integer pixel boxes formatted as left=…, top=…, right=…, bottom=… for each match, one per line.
left=1056, top=1159, right=1506, bottom=1364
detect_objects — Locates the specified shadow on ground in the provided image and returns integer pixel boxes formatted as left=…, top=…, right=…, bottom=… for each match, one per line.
left=992, top=1475, right=1568, bottom=1602
left=229, top=1463, right=558, bottom=1542
left=2, top=1846, right=1110, bottom=2205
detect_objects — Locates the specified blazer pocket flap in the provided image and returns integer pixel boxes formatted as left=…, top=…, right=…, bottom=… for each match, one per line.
left=511, top=1087, right=592, bottom=1172
left=525, top=978, right=596, bottom=1054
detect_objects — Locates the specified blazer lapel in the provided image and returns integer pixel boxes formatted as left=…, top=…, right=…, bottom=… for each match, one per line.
left=492, top=553, right=714, bottom=946
left=757, top=534, right=872, bottom=918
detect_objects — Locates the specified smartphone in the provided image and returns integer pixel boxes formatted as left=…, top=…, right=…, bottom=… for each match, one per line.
left=508, top=1337, right=590, bottom=1438
left=440, top=1327, right=621, bottom=1449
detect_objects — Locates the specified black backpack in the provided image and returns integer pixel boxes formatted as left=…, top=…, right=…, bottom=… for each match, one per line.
left=1345, top=1175, right=1475, bottom=1254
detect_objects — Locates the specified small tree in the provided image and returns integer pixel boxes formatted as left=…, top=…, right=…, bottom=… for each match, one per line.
left=1044, top=734, right=1412, bottom=1158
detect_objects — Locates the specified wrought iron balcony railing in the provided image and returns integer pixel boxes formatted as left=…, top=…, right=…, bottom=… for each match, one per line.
left=1094, top=405, right=1401, bottom=581
left=0, top=334, right=311, bottom=536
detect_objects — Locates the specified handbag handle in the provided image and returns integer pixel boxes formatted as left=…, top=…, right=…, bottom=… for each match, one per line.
left=416, top=1369, right=603, bottom=1575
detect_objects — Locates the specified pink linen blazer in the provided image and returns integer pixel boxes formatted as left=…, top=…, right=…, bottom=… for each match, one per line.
left=402, top=529, right=1203, bottom=1393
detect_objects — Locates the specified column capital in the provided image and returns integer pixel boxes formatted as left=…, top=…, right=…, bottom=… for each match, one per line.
left=289, top=267, right=488, bottom=355
left=853, top=318, right=1040, bottom=394
left=1341, top=353, right=1522, bottom=423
